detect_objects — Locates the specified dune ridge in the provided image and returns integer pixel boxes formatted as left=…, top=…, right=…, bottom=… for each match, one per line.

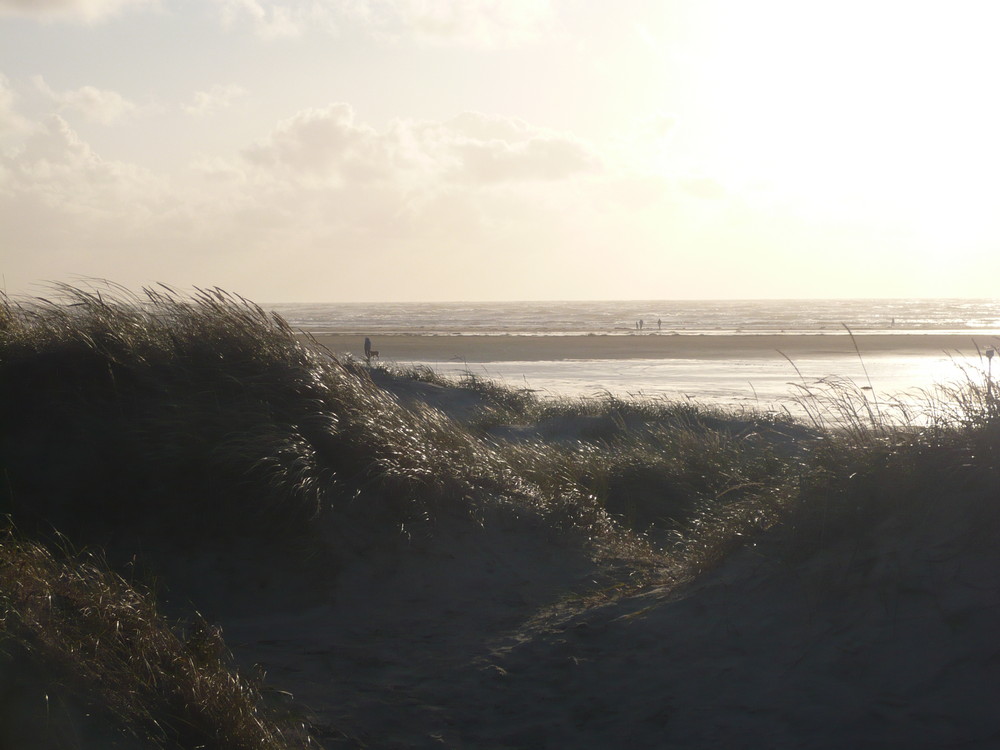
left=2, top=284, right=1000, bottom=748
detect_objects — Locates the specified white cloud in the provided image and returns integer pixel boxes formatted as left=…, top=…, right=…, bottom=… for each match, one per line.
left=0, top=74, right=31, bottom=136
left=242, top=103, right=600, bottom=187
left=215, top=0, right=339, bottom=38
left=0, top=0, right=152, bottom=22
left=374, top=0, right=554, bottom=47
left=0, top=115, right=185, bottom=290
left=1, top=103, right=688, bottom=301
left=197, top=103, right=611, bottom=296
left=183, top=84, right=248, bottom=116
left=242, top=103, right=388, bottom=185
left=3, top=0, right=552, bottom=45
left=2, top=114, right=164, bottom=214
left=213, top=0, right=553, bottom=46
left=33, top=75, right=140, bottom=124
left=448, top=131, right=599, bottom=184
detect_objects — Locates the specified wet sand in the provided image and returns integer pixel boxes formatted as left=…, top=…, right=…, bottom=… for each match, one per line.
left=304, top=332, right=999, bottom=363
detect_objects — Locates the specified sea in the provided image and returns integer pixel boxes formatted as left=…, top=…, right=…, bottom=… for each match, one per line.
left=269, top=299, right=1000, bottom=415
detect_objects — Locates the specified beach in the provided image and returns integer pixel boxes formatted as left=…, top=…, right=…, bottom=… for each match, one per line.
left=307, top=331, right=998, bottom=363
left=303, top=331, right=1000, bottom=408
left=9, top=289, right=1000, bottom=748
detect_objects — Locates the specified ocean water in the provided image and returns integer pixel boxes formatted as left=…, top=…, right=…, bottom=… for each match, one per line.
left=269, top=298, right=1000, bottom=337
left=269, top=299, right=1000, bottom=412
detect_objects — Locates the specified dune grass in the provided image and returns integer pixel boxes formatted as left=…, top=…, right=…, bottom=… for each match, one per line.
left=0, top=283, right=658, bottom=745
left=379, top=342, right=1000, bottom=572
left=4, top=283, right=1000, bottom=745
left=1, top=284, right=545, bottom=546
left=354, top=361, right=800, bottom=570
left=0, top=534, right=316, bottom=749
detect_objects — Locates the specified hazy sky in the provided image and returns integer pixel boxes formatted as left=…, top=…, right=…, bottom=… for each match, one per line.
left=3, top=0, right=1000, bottom=302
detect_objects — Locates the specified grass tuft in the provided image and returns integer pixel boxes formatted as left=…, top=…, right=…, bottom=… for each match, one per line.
left=0, top=532, right=316, bottom=748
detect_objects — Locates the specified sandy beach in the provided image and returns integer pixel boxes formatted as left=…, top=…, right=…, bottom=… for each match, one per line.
left=306, top=331, right=999, bottom=363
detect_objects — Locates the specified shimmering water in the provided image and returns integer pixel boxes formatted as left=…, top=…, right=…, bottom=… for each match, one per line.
left=268, top=299, right=1000, bottom=412
left=269, top=298, right=1000, bottom=336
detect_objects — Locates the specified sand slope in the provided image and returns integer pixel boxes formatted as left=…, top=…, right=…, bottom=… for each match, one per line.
left=471, top=484, right=1000, bottom=749
left=173, top=372, right=1000, bottom=749
left=208, top=496, right=1000, bottom=748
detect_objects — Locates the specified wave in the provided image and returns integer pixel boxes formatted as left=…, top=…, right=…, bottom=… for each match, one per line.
left=268, top=298, right=1000, bottom=336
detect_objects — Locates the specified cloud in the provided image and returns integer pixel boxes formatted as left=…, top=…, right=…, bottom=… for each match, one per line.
left=0, top=74, right=31, bottom=136
left=0, top=114, right=246, bottom=297
left=0, top=115, right=181, bottom=287
left=242, top=104, right=388, bottom=185
left=2, top=103, right=686, bottom=301
left=213, top=0, right=553, bottom=46
left=32, top=75, right=140, bottom=124
left=8, top=0, right=553, bottom=45
left=2, top=114, right=164, bottom=212
left=242, top=104, right=600, bottom=187
left=183, top=84, right=248, bottom=116
left=450, top=131, right=598, bottom=184
left=0, top=0, right=151, bottom=22
left=373, top=0, right=554, bottom=47
left=215, top=0, right=333, bottom=38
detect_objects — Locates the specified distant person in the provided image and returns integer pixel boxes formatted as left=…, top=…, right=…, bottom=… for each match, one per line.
left=639, top=319, right=644, bottom=330
left=657, top=318, right=662, bottom=331
left=364, top=337, right=379, bottom=362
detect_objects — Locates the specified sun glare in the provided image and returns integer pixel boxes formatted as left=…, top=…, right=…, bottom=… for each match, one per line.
left=690, top=1, right=1000, bottom=226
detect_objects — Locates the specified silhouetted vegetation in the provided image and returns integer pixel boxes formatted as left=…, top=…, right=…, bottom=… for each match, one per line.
left=3, top=283, right=1000, bottom=746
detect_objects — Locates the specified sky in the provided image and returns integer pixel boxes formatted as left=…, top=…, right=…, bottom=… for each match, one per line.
left=2, top=0, right=1000, bottom=302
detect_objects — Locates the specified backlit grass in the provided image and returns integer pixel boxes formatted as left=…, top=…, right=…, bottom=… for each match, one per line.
left=4, top=282, right=1000, bottom=745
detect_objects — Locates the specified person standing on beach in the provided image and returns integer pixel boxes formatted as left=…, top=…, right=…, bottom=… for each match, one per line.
left=364, top=337, right=372, bottom=359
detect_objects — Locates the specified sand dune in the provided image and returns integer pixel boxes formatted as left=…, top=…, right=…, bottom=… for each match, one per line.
left=8, top=287, right=1000, bottom=748
left=213, top=367, right=1000, bottom=748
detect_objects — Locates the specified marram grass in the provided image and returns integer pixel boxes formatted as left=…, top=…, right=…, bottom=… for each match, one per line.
left=0, top=533, right=316, bottom=748
left=0, top=283, right=552, bottom=545
left=4, top=283, right=1000, bottom=745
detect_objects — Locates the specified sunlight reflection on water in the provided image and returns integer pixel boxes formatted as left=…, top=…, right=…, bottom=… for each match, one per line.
left=402, top=353, right=988, bottom=420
